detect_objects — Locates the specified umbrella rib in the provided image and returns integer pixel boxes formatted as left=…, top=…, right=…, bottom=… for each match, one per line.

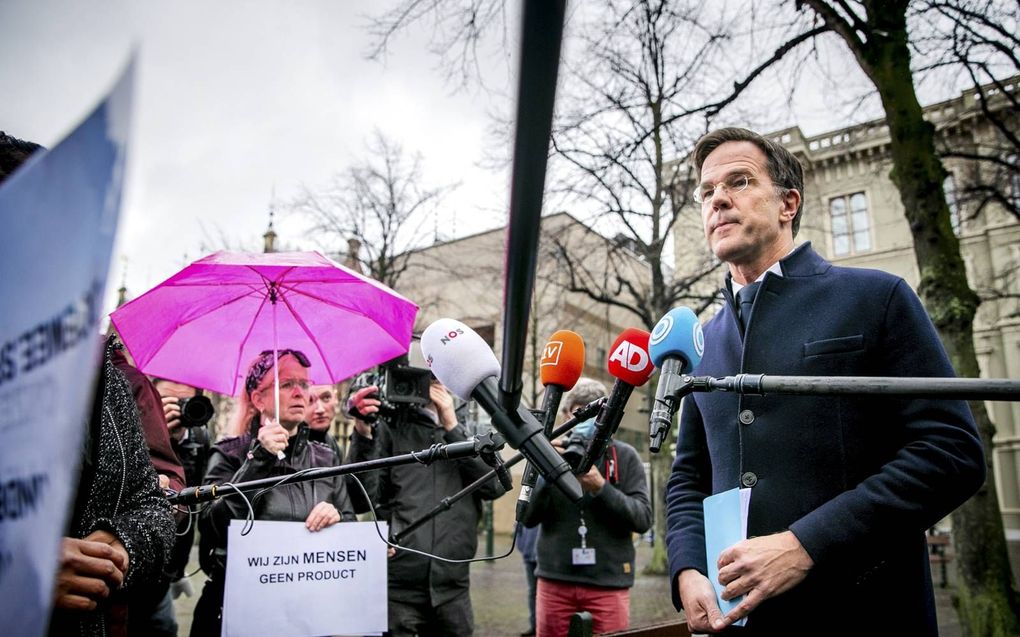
left=277, top=290, right=341, bottom=383
left=230, top=292, right=273, bottom=396
left=275, top=281, right=380, bottom=324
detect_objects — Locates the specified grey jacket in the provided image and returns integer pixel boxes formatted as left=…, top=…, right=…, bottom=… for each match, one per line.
left=522, top=440, right=651, bottom=589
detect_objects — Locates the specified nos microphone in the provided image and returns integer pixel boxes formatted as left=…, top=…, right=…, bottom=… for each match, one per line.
left=421, top=319, right=584, bottom=504
left=648, top=307, right=705, bottom=453
left=518, top=330, right=586, bottom=519
left=577, top=328, right=655, bottom=474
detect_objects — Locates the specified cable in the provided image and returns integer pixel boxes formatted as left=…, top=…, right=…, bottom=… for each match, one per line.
left=349, top=473, right=518, bottom=564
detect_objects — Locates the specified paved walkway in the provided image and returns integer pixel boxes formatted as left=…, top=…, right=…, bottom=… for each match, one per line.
left=172, top=532, right=967, bottom=636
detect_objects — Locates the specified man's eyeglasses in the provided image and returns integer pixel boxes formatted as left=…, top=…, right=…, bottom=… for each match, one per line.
left=693, top=173, right=752, bottom=204
left=245, top=349, right=311, bottom=396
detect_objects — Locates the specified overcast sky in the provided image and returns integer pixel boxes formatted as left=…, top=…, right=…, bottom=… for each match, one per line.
left=1, top=0, right=518, bottom=314
left=4, top=0, right=953, bottom=319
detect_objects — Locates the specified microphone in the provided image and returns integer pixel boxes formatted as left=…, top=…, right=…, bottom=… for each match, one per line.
left=518, top=330, right=586, bottom=519
left=421, top=319, right=584, bottom=503
left=648, top=307, right=705, bottom=453
left=577, top=328, right=655, bottom=474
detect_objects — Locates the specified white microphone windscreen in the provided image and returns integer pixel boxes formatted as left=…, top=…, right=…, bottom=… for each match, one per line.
left=421, top=319, right=501, bottom=400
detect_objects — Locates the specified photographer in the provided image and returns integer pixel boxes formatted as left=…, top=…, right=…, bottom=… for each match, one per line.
left=155, top=380, right=212, bottom=585
left=347, top=374, right=505, bottom=637
left=520, top=378, right=652, bottom=637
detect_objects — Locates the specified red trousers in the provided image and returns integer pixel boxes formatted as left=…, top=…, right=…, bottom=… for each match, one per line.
left=536, top=577, right=630, bottom=637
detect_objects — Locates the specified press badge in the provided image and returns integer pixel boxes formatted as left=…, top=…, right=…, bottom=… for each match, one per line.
left=573, top=516, right=595, bottom=564
left=572, top=548, right=596, bottom=565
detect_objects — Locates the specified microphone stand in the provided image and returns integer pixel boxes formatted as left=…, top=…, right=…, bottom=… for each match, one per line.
left=649, top=374, right=1020, bottom=452
left=167, top=432, right=507, bottom=506
left=391, top=399, right=603, bottom=545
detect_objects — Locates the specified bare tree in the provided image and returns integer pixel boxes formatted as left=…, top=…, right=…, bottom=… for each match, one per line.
left=913, top=0, right=1020, bottom=222
left=291, top=130, right=456, bottom=289
left=365, top=1, right=1020, bottom=632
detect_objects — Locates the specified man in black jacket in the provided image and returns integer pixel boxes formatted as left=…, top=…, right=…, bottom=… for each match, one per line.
left=521, top=378, right=652, bottom=637
left=193, top=350, right=355, bottom=637
left=347, top=377, right=505, bottom=636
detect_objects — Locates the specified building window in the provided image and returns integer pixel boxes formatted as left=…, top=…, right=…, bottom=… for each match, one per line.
left=1008, top=154, right=1020, bottom=209
left=830, top=192, right=871, bottom=256
left=944, top=173, right=960, bottom=235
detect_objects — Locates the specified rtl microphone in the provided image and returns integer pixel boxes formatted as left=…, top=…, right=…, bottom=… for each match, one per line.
left=421, top=319, right=584, bottom=504
left=648, top=307, right=705, bottom=452
left=577, top=328, right=655, bottom=474
left=518, top=330, right=585, bottom=519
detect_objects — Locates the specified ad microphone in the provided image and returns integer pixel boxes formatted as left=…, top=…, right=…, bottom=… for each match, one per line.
left=577, top=328, right=655, bottom=474
left=648, top=307, right=705, bottom=452
left=422, top=319, right=583, bottom=503
left=518, top=330, right=586, bottom=519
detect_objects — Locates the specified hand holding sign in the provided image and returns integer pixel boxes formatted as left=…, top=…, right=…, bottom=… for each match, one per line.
left=304, top=502, right=341, bottom=532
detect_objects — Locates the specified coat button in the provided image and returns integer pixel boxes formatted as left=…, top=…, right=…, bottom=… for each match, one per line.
left=738, top=409, right=755, bottom=425
left=741, top=471, right=758, bottom=487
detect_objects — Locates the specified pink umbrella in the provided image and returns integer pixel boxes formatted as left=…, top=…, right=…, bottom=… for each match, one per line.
left=110, top=251, right=419, bottom=404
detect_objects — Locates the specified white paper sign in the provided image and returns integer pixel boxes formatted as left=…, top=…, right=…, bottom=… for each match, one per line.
left=223, top=520, right=388, bottom=637
left=0, top=60, right=133, bottom=637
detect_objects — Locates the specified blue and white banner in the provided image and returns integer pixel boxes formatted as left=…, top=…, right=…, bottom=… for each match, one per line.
left=0, top=58, right=134, bottom=637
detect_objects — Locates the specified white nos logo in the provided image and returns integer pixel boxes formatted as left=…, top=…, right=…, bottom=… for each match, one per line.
left=541, top=341, right=563, bottom=367
left=693, top=323, right=705, bottom=357
left=609, top=340, right=650, bottom=372
left=650, top=315, right=673, bottom=346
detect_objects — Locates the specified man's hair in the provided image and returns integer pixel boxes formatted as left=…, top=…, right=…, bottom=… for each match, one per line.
left=564, top=377, right=608, bottom=413
left=692, top=127, right=805, bottom=236
left=0, top=131, right=43, bottom=185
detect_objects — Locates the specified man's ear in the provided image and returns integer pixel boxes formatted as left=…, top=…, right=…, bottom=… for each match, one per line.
left=780, top=189, right=801, bottom=224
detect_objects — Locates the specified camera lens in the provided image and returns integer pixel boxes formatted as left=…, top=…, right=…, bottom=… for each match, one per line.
left=179, top=395, right=215, bottom=427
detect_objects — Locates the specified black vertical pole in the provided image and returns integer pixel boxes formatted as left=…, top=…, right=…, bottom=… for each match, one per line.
left=499, top=0, right=568, bottom=413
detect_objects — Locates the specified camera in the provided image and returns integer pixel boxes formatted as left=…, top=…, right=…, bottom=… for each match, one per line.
left=347, top=363, right=432, bottom=424
left=178, top=395, right=215, bottom=428
left=560, top=430, right=590, bottom=473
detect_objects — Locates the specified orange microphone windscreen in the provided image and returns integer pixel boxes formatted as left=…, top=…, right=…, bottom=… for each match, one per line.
left=539, top=330, right=585, bottom=390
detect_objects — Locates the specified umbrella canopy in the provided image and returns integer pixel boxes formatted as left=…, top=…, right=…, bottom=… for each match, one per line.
left=110, top=250, right=419, bottom=396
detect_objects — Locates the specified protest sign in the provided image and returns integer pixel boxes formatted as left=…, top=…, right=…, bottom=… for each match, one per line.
left=0, top=59, right=134, bottom=636
left=223, top=520, right=388, bottom=637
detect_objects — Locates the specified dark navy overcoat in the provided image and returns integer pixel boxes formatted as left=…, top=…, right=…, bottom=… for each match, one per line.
left=665, top=243, right=985, bottom=636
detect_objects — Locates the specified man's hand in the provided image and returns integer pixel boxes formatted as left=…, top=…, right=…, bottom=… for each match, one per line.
left=715, top=530, right=813, bottom=627
left=304, top=501, right=341, bottom=532
left=257, top=417, right=288, bottom=456
left=577, top=464, right=606, bottom=494
left=162, top=395, right=182, bottom=430
left=53, top=535, right=129, bottom=612
left=677, top=569, right=726, bottom=633
left=429, top=382, right=457, bottom=431
left=348, top=386, right=380, bottom=438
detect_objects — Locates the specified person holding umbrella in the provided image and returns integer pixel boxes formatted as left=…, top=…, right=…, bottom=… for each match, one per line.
left=192, top=349, right=356, bottom=637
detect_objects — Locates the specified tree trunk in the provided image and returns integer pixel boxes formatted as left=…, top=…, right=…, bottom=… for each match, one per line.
left=859, top=8, right=1020, bottom=635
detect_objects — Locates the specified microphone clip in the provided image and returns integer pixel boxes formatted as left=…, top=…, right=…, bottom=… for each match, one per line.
left=476, top=431, right=514, bottom=492
left=649, top=374, right=700, bottom=453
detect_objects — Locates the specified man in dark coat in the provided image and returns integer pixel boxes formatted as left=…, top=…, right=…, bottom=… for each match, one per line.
left=665, top=127, right=985, bottom=636
left=347, top=377, right=505, bottom=636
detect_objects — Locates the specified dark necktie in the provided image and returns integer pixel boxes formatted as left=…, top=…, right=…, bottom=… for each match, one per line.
left=736, top=281, right=761, bottom=334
